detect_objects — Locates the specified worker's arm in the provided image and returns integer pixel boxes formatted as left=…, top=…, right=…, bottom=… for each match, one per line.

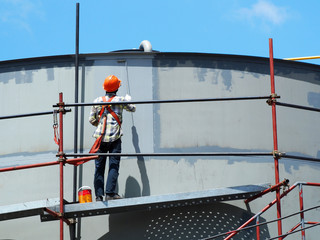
left=123, top=94, right=136, bottom=112
left=89, top=107, right=99, bottom=126
left=89, top=99, right=102, bottom=126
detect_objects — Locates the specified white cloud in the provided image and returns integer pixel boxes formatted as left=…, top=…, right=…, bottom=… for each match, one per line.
left=237, top=0, right=289, bottom=25
left=0, top=0, right=44, bottom=33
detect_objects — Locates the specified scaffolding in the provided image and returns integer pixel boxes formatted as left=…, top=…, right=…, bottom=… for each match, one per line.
left=1, top=39, right=320, bottom=240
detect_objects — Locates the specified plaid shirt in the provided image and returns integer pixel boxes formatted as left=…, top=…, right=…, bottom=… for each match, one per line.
left=89, top=93, right=136, bottom=142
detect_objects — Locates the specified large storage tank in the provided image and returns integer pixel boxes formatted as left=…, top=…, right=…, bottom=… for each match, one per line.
left=0, top=46, right=320, bottom=239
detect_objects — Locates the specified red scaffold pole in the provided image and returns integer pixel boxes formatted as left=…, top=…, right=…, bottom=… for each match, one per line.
left=269, top=38, right=283, bottom=239
left=299, top=183, right=306, bottom=240
left=245, top=179, right=289, bottom=204
left=0, top=156, right=99, bottom=173
left=0, top=161, right=59, bottom=172
left=58, top=92, right=64, bottom=240
left=256, top=216, right=260, bottom=240
left=305, top=182, right=320, bottom=187
left=224, top=183, right=298, bottom=240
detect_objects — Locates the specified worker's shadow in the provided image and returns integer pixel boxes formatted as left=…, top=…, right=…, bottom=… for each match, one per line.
left=124, top=126, right=150, bottom=197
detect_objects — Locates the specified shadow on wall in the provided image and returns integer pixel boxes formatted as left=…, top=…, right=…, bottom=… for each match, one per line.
left=98, top=202, right=270, bottom=240
left=129, top=126, right=150, bottom=197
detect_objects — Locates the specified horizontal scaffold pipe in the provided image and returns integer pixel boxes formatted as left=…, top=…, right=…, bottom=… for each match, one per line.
left=275, top=102, right=320, bottom=113
left=4, top=153, right=318, bottom=173
left=282, top=154, right=320, bottom=163
left=0, top=161, right=59, bottom=172
left=303, top=182, right=320, bottom=187
left=0, top=153, right=271, bottom=173
left=53, top=96, right=279, bottom=108
left=65, top=152, right=273, bottom=158
left=0, top=156, right=98, bottom=173
left=0, top=111, right=54, bottom=120
left=268, top=222, right=320, bottom=240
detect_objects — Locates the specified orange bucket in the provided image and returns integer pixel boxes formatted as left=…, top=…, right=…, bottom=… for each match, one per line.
left=78, top=186, right=92, bottom=203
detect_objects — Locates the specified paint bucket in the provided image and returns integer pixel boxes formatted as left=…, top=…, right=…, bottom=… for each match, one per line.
left=78, top=186, right=92, bottom=203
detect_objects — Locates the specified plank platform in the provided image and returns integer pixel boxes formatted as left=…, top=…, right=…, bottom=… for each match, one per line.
left=41, top=183, right=269, bottom=222
left=0, top=184, right=269, bottom=222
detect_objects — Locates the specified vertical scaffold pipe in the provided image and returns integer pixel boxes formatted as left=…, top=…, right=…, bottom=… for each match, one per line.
left=59, top=92, right=64, bottom=240
left=299, top=183, right=306, bottom=240
left=269, top=38, right=283, bottom=239
left=256, top=216, right=260, bottom=240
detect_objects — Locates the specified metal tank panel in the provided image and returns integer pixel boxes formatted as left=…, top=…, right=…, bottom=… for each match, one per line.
left=152, top=53, right=320, bottom=157
left=153, top=54, right=273, bottom=152
left=0, top=52, right=320, bottom=239
left=0, top=57, right=76, bottom=155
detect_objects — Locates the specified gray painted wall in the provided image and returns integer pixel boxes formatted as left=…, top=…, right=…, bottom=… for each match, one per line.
left=0, top=52, right=320, bottom=239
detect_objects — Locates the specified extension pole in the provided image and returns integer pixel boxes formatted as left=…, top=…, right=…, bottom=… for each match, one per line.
left=58, top=92, right=64, bottom=240
left=284, top=56, right=320, bottom=61
left=269, top=38, right=283, bottom=239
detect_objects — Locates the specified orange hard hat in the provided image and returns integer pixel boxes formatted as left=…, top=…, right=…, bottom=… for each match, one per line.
left=103, top=75, right=121, bottom=92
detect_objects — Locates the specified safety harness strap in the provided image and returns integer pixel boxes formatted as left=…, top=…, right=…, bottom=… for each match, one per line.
left=53, top=110, right=60, bottom=146
left=100, top=96, right=121, bottom=127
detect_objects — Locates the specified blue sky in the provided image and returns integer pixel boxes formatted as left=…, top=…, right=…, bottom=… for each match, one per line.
left=0, top=0, right=319, bottom=64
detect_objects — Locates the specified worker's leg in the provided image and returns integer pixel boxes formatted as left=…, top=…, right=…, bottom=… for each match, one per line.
left=94, top=143, right=108, bottom=198
left=105, top=138, right=121, bottom=196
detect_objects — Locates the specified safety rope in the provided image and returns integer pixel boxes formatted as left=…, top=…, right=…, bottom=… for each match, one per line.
left=53, top=110, right=60, bottom=145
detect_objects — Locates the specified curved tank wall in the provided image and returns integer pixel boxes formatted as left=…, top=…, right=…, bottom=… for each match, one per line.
left=0, top=52, right=320, bottom=239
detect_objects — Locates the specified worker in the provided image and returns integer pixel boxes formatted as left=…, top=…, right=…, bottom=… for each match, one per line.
left=89, top=75, right=136, bottom=201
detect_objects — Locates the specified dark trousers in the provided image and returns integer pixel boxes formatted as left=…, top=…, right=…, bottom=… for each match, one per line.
left=94, top=138, right=121, bottom=197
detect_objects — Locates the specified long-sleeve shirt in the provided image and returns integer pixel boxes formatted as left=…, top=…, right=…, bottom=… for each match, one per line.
left=89, top=93, right=136, bottom=142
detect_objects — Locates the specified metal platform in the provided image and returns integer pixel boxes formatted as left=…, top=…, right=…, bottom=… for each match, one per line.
left=41, top=183, right=269, bottom=222
left=0, top=198, right=60, bottom=221
left=0, top=184, right=269, bottom=222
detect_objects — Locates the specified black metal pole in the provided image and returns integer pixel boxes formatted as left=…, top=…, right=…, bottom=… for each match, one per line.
left=73, top=0, right=80, bottom=204
left=53, top=95, right=279, bottom=108
left=70, top=3, right=80, bottom=240
left=282, top=154, right=320, bottom=163
left=64, top=152, right=273, bottom=158
left=276, top=101, right=320, bottom=112
left=0, top=111, right=54, bottom=120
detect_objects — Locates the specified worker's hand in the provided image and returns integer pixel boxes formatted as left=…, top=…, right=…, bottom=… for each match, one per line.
left=124, top=94, right=132, bottom=101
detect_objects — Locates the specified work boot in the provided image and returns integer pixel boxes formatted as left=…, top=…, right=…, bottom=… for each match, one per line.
left=105, top=193, right=122, bottom=201
left=96, top=196, right=103, bottom=202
